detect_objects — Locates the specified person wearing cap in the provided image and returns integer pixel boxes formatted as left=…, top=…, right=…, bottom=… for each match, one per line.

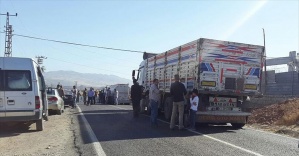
left=189, top=89, right=199, bottom=130
left=130, top=79, right=142, bottom=118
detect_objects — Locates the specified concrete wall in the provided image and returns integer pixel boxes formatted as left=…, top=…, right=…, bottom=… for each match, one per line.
left=261, top=71, right=299, bottom=96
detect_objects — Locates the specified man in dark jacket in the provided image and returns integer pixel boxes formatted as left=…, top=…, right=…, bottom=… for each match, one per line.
left=170, top=74, right=187, bottom=130
left=131, top=79, right=142, bottom=118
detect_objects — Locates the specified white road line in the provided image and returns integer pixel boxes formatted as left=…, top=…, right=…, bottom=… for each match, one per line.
left=109, top=105, right=263, bottom=156
left=110, top=105, right=128, bottom=110
left=245, top=126, right=299, bottom=141
left=77, top=106, right=107, bottom=156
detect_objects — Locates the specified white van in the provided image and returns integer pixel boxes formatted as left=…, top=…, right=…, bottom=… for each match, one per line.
left=110, top=84, right=130, bottom=105
left=0, top=57, right=48, bottom=131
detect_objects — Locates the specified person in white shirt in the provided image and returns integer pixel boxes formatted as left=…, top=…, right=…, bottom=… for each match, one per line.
left=189, top=89, right=199, bottom=130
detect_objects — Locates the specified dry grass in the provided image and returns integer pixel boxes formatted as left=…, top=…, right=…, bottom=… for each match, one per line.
left=248, top=98, right=299, bottom=126
left=276, top=99, right=299, bottom=126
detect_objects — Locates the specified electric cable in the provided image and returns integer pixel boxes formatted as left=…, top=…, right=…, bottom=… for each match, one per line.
left=0, top=32, right=149, bottom=53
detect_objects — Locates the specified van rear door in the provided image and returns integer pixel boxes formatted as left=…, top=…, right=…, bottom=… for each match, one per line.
left=4, top=70, right=35, bottom=117
left=0, top=69, right=5, bottom=117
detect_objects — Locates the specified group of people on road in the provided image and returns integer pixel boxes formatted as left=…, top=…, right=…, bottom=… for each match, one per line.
left=81, top=87, right=117, bottom=106
left=130, top=74, right=199, bottom=130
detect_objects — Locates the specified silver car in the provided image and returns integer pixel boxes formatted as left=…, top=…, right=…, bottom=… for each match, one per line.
left=47, top=88, right=64, bottom=115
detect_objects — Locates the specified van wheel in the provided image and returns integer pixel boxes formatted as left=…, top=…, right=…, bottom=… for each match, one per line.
left=36, top=119, right=44, bottom=131
left=57, top=109, right=62, bottom=115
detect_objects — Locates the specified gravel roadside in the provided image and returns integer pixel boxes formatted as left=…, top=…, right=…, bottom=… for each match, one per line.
left=0, top=108, right=80, bottom=156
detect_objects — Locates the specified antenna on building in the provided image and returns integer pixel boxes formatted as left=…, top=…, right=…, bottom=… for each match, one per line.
left=1, top=12, right=17, bottom=57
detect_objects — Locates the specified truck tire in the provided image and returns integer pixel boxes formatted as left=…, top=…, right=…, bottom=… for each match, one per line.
left=164, top=98, right=173, bottom=121
left=231, top=123, right=245, bottom=129
left=36, top=119, right=44, bottom=131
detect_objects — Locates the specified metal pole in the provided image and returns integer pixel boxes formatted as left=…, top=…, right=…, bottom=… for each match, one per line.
left=263, top=28, right=267, bottom=94
left=1, top=12, right=17, bottom=57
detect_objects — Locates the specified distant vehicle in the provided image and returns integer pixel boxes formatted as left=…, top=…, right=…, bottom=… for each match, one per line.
left=110, top=84, right=130, bottom=105
left=63, top=90, right=73, bottom=107
left=132, top=38, right=265, bottom=129
left=0, top=57, right=48, bottom=131
left=47, top=88, right=64, bottom=115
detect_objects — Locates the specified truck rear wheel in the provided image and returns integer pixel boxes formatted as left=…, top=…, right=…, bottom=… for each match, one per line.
left=164, top=98, right=173, bottom=121
left=36, top=119, right=44, bottom=131
left=231, top=123, right=245, bottom=129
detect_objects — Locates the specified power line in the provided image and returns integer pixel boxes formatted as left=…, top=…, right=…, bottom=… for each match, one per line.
left=0, top=32, right=148, bottom=53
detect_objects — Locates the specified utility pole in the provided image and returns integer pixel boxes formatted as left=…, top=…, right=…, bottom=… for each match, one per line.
left=262, top=28, right=267, bottom=95
left=74, top=81, right=78, bottom=88
left=1, top=12, right=17, bottom=57
left=36, top=56, right=47, bottom=72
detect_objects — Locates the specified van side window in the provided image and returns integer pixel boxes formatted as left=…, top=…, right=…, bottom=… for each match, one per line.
left=5, top=70, right=32, bottom=91
left=37, top=67, right=46, bottom=91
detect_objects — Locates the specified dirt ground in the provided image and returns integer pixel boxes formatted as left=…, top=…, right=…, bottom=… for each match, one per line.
left=247, top=98, right=299, bottom=138
left=0, top=108, right=79, bottom=156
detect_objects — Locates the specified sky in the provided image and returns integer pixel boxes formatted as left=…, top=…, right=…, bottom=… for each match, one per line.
left=0, top=0, right=298, bottom=79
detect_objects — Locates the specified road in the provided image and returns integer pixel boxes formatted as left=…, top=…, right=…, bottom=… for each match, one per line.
left=78, top=103, right=299, bottom=156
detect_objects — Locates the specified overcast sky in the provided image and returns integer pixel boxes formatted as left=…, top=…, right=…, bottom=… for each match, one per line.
left=0, top=0, right=298, bottom=79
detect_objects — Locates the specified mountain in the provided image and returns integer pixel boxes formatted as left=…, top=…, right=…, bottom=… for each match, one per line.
left=43, top=70, right=131, bottom=89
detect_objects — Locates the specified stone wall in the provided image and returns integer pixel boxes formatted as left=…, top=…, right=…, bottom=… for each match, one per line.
left=261, top=71, right=299, bottom=95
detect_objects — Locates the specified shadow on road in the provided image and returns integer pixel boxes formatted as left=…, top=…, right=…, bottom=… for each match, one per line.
left=0, top=123, right=37, bottom=138
left=77, top=108, right=238, bottom=144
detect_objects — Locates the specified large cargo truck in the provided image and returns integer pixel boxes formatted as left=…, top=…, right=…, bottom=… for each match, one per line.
left=132, top=38, right=265, bottom=128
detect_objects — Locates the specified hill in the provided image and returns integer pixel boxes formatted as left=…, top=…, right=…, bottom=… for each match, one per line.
left=43, top=70, right=131, bottom=89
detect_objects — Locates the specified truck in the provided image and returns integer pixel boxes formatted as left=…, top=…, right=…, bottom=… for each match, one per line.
left=109, top=84, right=130, bottom=105
left=132, top=38, right=264, bottom=128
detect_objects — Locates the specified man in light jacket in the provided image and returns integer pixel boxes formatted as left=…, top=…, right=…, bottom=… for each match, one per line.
left=149, top=79, right=159, bottom=127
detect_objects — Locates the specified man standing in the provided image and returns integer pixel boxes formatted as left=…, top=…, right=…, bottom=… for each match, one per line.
left=149, top=79, right=160, bottom=127
left=170, top=74, right=187, bottom=130
left=83, top=88, right=87, bottom=105
left=113, top=89, right=118, bottom=105
left=87, top=87, right=95, bottom=106
left=131, top=79, right=142, bottom=118
left=71, top=86, right=78, bottom=108
left=106, top=88, right=112, bottom=104
left=57, top=85, right=65, bottom=98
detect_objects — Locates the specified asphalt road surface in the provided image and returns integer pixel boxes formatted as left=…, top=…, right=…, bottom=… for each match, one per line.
left=78, top=103, right=299, bottom=156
